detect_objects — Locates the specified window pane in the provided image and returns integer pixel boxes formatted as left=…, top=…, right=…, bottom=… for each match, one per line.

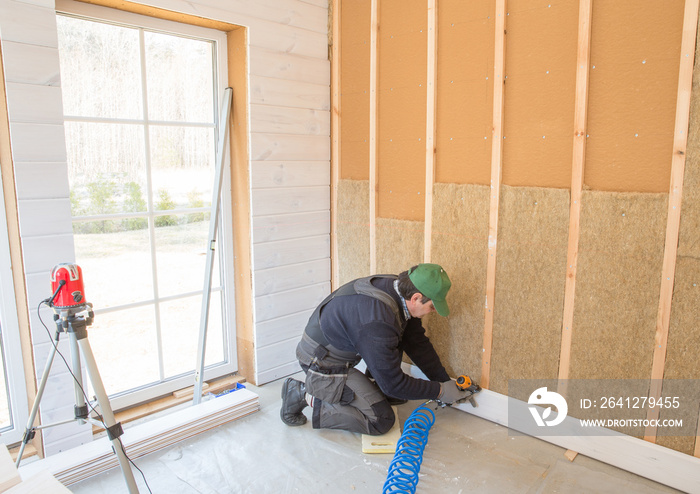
left=88, top=306, right=159, bottom=396
left=74, top=224, right=154, bottom=309
left=66, top=122, right=147, bottom=217
left=161, top=293, right=224, bottom=379
left=150, top=126, right=215, bottom=209
left=57, top=16, right=143, bottom=119
left=144, top=32, right=214, bottom=123
left=0, top=346, right=11, bottom=430
left=154, top=214, right=220, bottom=299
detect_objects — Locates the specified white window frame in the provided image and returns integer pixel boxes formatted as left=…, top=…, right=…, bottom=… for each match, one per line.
left=0, top=184, right=29, bottom=445
left=56, top=0, right=237, bottom=411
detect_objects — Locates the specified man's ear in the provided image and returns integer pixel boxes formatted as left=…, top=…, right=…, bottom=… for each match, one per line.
left=410, top=293, right=424, bottom=304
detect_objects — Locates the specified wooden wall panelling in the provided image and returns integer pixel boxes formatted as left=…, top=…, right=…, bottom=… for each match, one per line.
left=250, top=106, right=330, bottom=136
left=481, top=0, right=506, bottom=389
left=645, top=0, right=700, bottom=442
left=423, top=0, right=437, bottom=262
left=369, top=0, right=378, bottom=273
left=251, top=210, right=330, bottom=244
left=558, top=0, right=592, bottom=387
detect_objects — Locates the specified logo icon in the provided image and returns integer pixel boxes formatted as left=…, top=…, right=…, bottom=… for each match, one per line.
left=527, top=387, right=568, bottom=427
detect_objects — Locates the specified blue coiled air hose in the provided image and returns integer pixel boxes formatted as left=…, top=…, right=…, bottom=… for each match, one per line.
left=382, top=404, right=436, bottom=494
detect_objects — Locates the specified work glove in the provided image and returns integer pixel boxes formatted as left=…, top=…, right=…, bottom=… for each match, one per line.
left=438, top=380, right=470, bottom=404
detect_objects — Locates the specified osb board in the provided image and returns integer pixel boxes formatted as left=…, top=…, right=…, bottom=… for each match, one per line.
left=375, top=218, right=423, bottom=276
left=377, top=0, right=426, bottom=221
left=489, top=186, right=569, bottom=399
left=678, top=14, right=700, bottom=258
left=657, top=256, right=700, bottom=455
left=337, top=179, right=370, bottom=285
left=435, top=0, right=494, bottom=185
left=427, top=183, right=490, bottom=380
left=585, top=0, right=685, bottom=193
left=339, top=0, right=370, bottom=181
left=568, top=190, right=667, bottom=380
left=501, top=0, right=578, bottom=189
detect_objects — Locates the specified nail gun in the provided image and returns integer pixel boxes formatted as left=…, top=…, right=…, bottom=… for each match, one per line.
left=435, top=374, right=482, bottom=409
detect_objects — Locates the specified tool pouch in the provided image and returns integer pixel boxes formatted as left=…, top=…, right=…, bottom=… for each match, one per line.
left=305, top=364, right=353, bottom=405
left=297, top=332, right=358, bottom=405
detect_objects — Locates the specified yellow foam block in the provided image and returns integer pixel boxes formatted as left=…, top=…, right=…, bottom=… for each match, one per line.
left=362, top=406, right=401, bottom=454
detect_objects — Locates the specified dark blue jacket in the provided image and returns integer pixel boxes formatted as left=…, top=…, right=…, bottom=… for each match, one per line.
left=318, top=276, right=450, bottom=400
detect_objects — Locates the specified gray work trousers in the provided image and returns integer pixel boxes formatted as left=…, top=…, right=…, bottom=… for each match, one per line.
left=296, top=333, right=395, bottom=435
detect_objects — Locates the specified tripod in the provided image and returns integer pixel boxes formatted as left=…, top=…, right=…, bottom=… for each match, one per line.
left=15, top=304, right=139, bottom=493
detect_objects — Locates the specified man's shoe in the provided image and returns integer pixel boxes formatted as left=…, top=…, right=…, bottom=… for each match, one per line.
left=280, top=378, right=308, bottom=426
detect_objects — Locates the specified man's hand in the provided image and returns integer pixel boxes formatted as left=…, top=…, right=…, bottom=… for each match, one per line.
left=438, top=380, right=470, bottom=404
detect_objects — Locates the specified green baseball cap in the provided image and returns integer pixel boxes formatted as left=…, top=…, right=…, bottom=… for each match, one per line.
left=408, top=263, right=451, bottom=316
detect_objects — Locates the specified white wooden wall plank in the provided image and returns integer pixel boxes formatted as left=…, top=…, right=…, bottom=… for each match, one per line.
left=251, top=161, right=330, bottom=188
left=250, top=46, right=330, bottom=85
left=251, top=75, right=330, bottom=111
left=251, top=133, right=330, bottom=161
left=297, top=0, right=328, bottom=8
left=192, top=0, right=328, bottom=34
left=5, top=83, right=64, bottom=124
left=16, top=199, right=72, bottom=236
left=9, top=123, right=67, bottom=162
left=250, top=104, right=330, bottom=135
left=0, top=41, right=60, bottom=85
left=13, top=162, right=70, bottom=200
left=255, top=308, right=313, bottom=347
left=255, top=258, right=330, bottom=296
left=32, top=340, right=72, bottom=379
left=20, top=234, right=75, bottom=273
left=138, top=0, right=329, bottom=58
left=11, top=0, right=54, bottom=7
left=253, top=235, right=329, bottom=270
left=252, top=186, right=329, bottom=216
left=255, top=281, right=329, bottom=322
left=256, top=361, right=301, bottom=385
left=252, top=210, right=330, bottom=244
left=256, top=337, right=299, bottom=375
left=0, top=1, right=58, bottom=47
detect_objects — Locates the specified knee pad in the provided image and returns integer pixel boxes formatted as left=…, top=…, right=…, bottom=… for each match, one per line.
left=368, top=400, right=396, bottom=435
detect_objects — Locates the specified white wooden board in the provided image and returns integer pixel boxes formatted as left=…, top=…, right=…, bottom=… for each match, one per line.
left=252, top=210, right=330, bottom=244
left=254, top=258, right=331, bottom=296
left=252, top=161, right=331, bottom=188
left=255, top=281, right=330, bottom=322
left=252, top=186, right=330, bottom=217
left=253, top=235, right=330, bottom=270
left=250, top=105, right=330, bottom=136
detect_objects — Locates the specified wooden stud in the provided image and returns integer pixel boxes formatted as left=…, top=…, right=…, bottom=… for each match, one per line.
left=481, top=0, right=507, bottom=389
left=695, top=409, right=700, bottom=458
left=423, top=0, right=438, bottom=263
left=331, top=0, right=341, bottom=289
left=369, top=0, right=379, bottom=274
left=227, top=29, right=256, bottom=384
left=644, top=0, right=700, bottom=443
left=558, top=0, right=593, bottom=391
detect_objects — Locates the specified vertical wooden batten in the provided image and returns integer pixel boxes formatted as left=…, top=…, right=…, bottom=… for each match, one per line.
left=558, top=0, right=593, bottom=389
left=369, top=0, right=379, bottom=273
left=481, top=0, right=507, bottom=389
left=227, top=28, right=255, bottom=383
left=644, top=0, right=700, bottom=442
left=423, top=0, right=437, bottom=263
left=331, top=0, right=341, bottom=289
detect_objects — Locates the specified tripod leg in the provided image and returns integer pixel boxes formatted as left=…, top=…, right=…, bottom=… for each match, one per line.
left=68, top=332, right=88, bottom=422
left=15, top=329, right=61, bottom=467
left=76, top=338, right=140, bottom=494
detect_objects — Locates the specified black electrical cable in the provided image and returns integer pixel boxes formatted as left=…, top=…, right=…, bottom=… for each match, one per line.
left=36, top=300, right=152, bottom=493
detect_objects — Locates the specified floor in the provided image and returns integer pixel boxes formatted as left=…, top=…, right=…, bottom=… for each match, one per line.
left=68, top=373, right=681, bottom=494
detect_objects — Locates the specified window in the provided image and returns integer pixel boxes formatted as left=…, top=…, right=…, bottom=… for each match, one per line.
left=0, top=183, right=29, bottom=445
left=56, top=2, right=236, bottom=410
